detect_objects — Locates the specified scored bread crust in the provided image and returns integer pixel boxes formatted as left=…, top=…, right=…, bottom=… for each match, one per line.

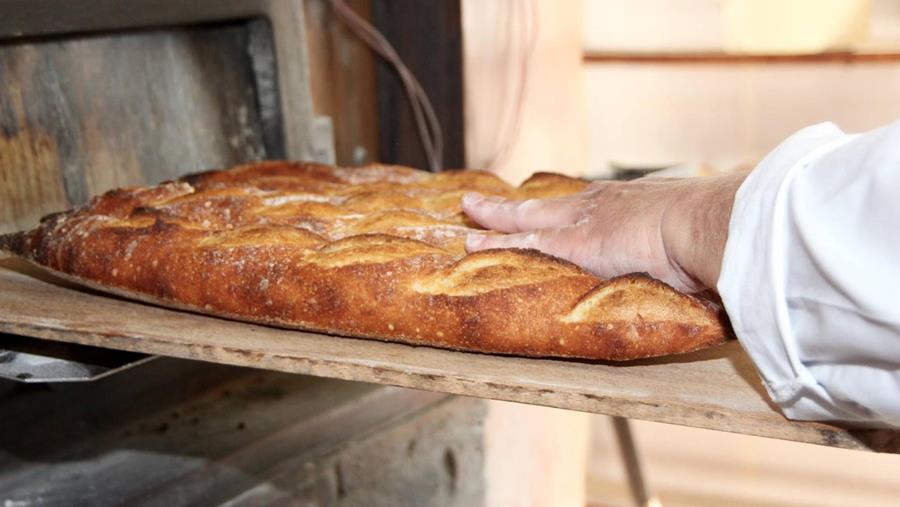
left=0, top=161, right=729, bottom=360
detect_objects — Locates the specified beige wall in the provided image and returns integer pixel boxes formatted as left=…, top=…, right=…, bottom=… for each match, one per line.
left=589, top=418, right=900, bottom=507
left=582, top=0, right=900, bottom=178
left=463, top=0, right=587, bottom=184
left=485, top=402, right=589, bottom=507
left=584, top=0, right=900, bottom=53
left=584, top=0, right=724, bottom=52
left=584, top=62, right=900, bottom=176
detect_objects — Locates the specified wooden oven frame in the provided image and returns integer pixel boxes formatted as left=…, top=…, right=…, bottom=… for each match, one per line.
left=0, top=0, right=333, bottom=163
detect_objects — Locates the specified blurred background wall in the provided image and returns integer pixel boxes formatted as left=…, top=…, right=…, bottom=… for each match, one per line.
left=463, top=0, right=587, bottom=184
left=582, top=0, right=900, bottom=178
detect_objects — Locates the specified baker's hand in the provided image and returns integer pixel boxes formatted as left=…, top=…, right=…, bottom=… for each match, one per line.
left=462, top=173, right=746, bottom=293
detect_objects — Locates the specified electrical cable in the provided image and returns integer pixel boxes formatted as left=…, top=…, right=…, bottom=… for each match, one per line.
left=330, top=0, right=444, bottom=171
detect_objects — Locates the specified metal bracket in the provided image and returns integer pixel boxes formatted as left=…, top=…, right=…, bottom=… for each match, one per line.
left=0, top=334, right=156, bottom=383
left=612, top=416, right=661, bottom=507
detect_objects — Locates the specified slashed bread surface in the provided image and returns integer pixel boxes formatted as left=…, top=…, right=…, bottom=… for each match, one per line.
left=0, top=162, right=728, bottom=360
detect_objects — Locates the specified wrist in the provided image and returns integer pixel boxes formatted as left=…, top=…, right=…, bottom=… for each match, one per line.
left=662, top=173, right=745, bottom=291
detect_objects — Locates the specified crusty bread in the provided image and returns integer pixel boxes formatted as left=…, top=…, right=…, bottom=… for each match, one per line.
left=0, top=161, right=728, bottom=360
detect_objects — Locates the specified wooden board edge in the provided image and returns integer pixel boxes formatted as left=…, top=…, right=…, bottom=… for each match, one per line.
left=2, top=319, right=897, bottom=454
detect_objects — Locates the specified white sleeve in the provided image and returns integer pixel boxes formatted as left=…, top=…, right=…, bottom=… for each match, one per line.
left=717, top=120, right=900, bottom=428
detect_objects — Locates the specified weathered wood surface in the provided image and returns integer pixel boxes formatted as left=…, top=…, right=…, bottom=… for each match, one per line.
left=304, top=0, right=379, bottom=166
left=0, top=0, right=327, bottom=162
left=0, top=23, right=276, bottom=234
left=1, top=256, right=897, bottom=453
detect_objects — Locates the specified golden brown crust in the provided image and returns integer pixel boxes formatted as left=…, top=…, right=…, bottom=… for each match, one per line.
left=0, top=161, right=729, bottom=360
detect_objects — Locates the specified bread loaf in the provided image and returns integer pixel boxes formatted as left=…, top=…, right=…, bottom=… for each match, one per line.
left=0, top=161, right=729, bottom=360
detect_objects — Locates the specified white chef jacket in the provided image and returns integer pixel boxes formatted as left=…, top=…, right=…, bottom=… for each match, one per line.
left=718, top=120, right=900, bottom=428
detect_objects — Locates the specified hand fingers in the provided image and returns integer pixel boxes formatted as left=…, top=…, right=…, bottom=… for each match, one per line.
left=461, top=192, right=583, bottom=233
left=466, top=227, right=582, bottom=263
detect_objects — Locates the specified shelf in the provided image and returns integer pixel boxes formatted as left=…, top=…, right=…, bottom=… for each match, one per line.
left=583, top=51, right=900, bottom=65
left=1, top=255, right=898, bottom=453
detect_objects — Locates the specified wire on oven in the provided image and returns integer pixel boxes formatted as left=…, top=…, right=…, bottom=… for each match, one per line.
left=330, top=0, right=444, bottom=172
